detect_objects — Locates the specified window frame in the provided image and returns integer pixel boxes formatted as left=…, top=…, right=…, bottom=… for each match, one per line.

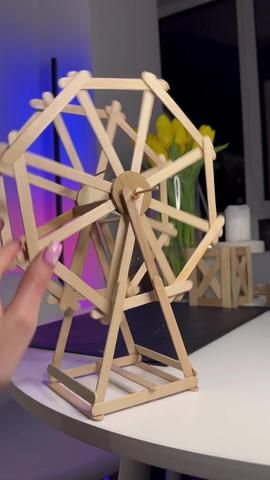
left=158, top=0, right=269, bottom=238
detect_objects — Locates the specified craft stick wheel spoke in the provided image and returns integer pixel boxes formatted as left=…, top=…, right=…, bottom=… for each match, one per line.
left=0, top=70, right=224, bottom=420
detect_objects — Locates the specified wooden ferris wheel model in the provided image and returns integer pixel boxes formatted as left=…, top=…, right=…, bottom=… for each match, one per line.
left=0, top=70, right=224, bottom=420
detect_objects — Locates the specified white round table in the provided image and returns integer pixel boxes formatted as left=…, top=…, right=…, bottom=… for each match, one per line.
left=10, top=311, right=270, bottom=480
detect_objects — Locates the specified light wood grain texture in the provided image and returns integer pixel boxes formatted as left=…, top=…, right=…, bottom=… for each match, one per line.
left=13, top=157, right=39, bottom=260
left=131, top=90, right=155, bottom=172
left=142, top=71, right=203, bottom=147
left=109, top=111, right=165, bottom=167
left=78, top=89, right=124, bottom=177
left=59, top=76, right=169, bottom=91
left=203, top=135, right=217, bottom=242
left=42, top=91, right=83, bottom=171
left=0, top=176, right=12, bottom=244
left=92, top=376, right=197, bottom=417
left=30, top=98, right=108, bottom=119
left=96, top=100, right=122, bottom=177
left=176, top=215, right=225, bottom=283
left=39, top=200, right=115, bottom=250
left=150, top=198, right=209, bottom=232
left=147, top=147, right=203, bottom=188
left=59, top=226, right=91, bottom=311
left=3, top=71, right=90, bottom=164
left=123, top=187, right=193, bottom=378
left=48, top=364, right=96, bottom=404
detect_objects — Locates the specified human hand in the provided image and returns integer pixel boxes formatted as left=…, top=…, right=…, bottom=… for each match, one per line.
left=0, top=228, right=62, bottom=388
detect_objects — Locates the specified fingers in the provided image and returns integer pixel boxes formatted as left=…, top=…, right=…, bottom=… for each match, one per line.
left=0, top=240, right=21, bottom=278
left=8, top=241, right=62, bottom=326
left=0, top=242, right=62, bottom=387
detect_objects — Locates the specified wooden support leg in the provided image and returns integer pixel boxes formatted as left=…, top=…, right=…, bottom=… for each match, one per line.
left=123, top=187, right=193, bottom=378
left=51, top=308, right=74, bottom=368
left=95, top=280, right=127, bottom=403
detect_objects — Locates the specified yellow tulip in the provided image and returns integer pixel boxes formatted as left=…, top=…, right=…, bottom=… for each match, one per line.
left=192, top=124, right=216, bottom=149
left=155, top=114, right=173, bottom=150
left=172, top=118, right=191, bottom=154
left=199, top=124, right=216, bottom=143
left=146, top=133, right=168, bottom=165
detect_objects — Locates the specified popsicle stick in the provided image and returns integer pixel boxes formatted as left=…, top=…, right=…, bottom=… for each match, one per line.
left=59, top=226, right=91, bottom=311
left=0, top=158, right=78, bottom=200
left=150, top=198, right=209, bottom=232
left=110, top=112, right=164, bottom=167
left=64, top=354, right=140, bottom=378
left=203, top=135, right=217, bottom=240
left=147, top=147, right=202, bottom=188
left=148, top=217, right=177, bottom=237
left=176, top=215, right=225, bottom=283
left=160, top=178, right=169, bottom=226
left=142, top=71, right=203, bottom=147
left=136, top=346, right=182, bottom=370
left=103, top=216, right=127, bottom=300
left=52, top=309, right=74, bottom=367
left=38, top=200, right=115, bottom=249
left=48, top=364, right=95, bottom=404
left=111, top=364, right=157, bottom=392
left=197, top=257, right=220, bottom=297
left=30, top=99, right=108, bottom=119
left=128, top=233, right=169, bottom=294
left=141, top=215, right=176, bottom=284
left=2, top=71, right=90, bottom=164
left=37, top=209, right=74, bottom=238
left=137, top=362, right=180, bottom=383
left=131, top=90, right=155, bottom=172
left=123, top=187, right=193, bottom=377
left=0, top=176, right=12, bottom=244
left=92, top=376, right=196, bottom=417
left=90, top=224, right=109, bottom=278
left=55, top=262, right=109, bottom=313
left=95, top=280, right=127, bottom=403
left=59, top=76, right=169, bottom=91
left=13, top=157, right=39, bottom=260
left=96, top=100, right=122, bottom=177
left=42, top=91, right=83, bottom=171
left=23, top=151, right=111, bottom=193
left=78, top=89, right=124, bottom=176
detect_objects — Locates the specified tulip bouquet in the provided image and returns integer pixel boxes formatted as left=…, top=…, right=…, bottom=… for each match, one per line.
left=145, top=114, right=227, bottom=275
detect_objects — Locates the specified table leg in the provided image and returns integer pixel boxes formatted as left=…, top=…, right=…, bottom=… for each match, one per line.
left=165, top=471, right=182, bottom=480
left=117, top=457, right=151, bottom=480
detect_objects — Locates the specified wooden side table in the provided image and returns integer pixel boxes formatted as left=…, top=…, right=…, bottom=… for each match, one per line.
left=188, top=245, right=253, bottom=308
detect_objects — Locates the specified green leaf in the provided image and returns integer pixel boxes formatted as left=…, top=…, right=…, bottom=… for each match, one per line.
left=215, top=143, right=229, bottom=154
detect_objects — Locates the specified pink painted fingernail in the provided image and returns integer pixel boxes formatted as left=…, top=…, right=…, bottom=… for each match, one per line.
left=43, top=241, right=62, bottom=267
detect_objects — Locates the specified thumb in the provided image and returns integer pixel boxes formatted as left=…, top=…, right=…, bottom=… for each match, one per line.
left=7, top=241, right=62, bottom=330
